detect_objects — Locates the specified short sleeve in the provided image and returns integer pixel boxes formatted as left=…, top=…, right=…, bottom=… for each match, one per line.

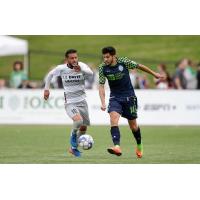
left=118, top=57, right=138, bottom=69
left=98, top=64, right=106, bottom=85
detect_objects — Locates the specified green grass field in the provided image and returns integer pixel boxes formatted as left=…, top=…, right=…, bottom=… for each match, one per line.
left=0, top=125, right=199, bottom=164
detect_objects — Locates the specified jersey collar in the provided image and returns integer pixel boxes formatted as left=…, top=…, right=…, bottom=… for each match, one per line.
left=66, top=63, right=73, bottom=69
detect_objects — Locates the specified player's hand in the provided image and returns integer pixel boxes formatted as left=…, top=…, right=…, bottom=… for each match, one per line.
left=44, top=90, right=50, bottom=100
left=101, top=104, right=106, bottom=111
left=154, top=72, right=166, bottom=80
left=73, top=65, right=81, bottom=72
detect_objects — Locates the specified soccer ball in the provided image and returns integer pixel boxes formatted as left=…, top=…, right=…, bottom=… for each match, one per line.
left=78, top=134, right=94, bottom=150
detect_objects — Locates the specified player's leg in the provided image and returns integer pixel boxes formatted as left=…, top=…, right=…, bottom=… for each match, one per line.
left=77, top=125, right=87, bottom=138
left=68, top=114, right=84, bottom=157
left=71, top=114, right=83, bottom=147
left=77, top=100, right=90, bottom=138
left=122, top=96, right=143, bottom=158
left=107, top=98, right=123, bottom=156
left=65, top=103, right=83, bottom=157
left=128, top=119, right=141, bottom=144
left=110, top=111, right=121, bottom=146
left=128, top=119, right=143, bottom=158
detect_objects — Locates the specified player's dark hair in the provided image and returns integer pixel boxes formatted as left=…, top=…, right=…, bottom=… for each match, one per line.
left=65, top=49, right=77, bottom=57
left=102, top=46, right=116, bottom=55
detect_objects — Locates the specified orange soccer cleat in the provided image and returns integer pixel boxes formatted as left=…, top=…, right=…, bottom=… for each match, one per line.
left=107, top=145, right=122, bottom=156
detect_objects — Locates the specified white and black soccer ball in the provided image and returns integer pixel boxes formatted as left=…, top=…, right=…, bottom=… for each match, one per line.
left=78, top=134, right=94, bottom=150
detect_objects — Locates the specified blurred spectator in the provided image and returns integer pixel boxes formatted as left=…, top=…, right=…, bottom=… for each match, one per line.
left=183, top=60, right=197, bottom=89
left=130, top=69, right=140, bottom=89
left=173, top=58, right=188, bottom=89
left=197, top=62, right=200, bottom=89
left=10, top=61, right=27, bottom=88
left=9, top=61, right=33, bottom=89
left=154, top=64, right=172, bottom=89
left=0, top=79, right=6, bottom=89
left=138, top=74, right=149, bottom=89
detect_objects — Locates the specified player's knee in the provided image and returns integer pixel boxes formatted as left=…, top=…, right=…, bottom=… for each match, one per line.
left=128, top=120, right=138, bottom=131
left=131, top=124, right=138, bottom=131
left=72, top=114, right=82, bottom=121
left=73, top=119, right=83, bottom=129
left=110, top=117, right=118, bottom=126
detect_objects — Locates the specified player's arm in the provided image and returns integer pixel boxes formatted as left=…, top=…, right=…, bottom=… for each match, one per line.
left=99, top=84, right=106, bottom=111
left=137, top=64, right=164, bottom=79
left=98, top=64, right=106, bottom=111
left=44, top=66, right=61, bottom=100
left=121, top=57, right=164, bottom=79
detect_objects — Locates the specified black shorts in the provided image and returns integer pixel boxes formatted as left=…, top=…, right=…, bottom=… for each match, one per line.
left=108, top=96, right=138, bottom=120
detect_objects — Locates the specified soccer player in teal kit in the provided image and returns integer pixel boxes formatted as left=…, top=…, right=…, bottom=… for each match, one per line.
left=98, top=47, right=164, bottom=158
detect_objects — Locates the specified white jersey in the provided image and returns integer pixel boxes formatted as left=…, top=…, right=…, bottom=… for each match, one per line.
left=44, top=62, right=93, bottom=104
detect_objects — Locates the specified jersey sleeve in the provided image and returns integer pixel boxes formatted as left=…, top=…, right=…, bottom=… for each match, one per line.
left=80, top=63, right=93, bottom=76
left=44, top=65, right=61, bottom=90
left=49, top=65, right=62, bottom=77
left=118, top=57, right=138, bottom=70
left=98, top=64, right=106, bottom=85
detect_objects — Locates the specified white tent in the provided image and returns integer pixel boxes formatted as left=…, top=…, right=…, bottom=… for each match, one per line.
left=0, top=36, right=29, bottom=75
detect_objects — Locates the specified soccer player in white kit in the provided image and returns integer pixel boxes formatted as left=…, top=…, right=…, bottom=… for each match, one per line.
left=44, top=49, right=93, bottom=157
